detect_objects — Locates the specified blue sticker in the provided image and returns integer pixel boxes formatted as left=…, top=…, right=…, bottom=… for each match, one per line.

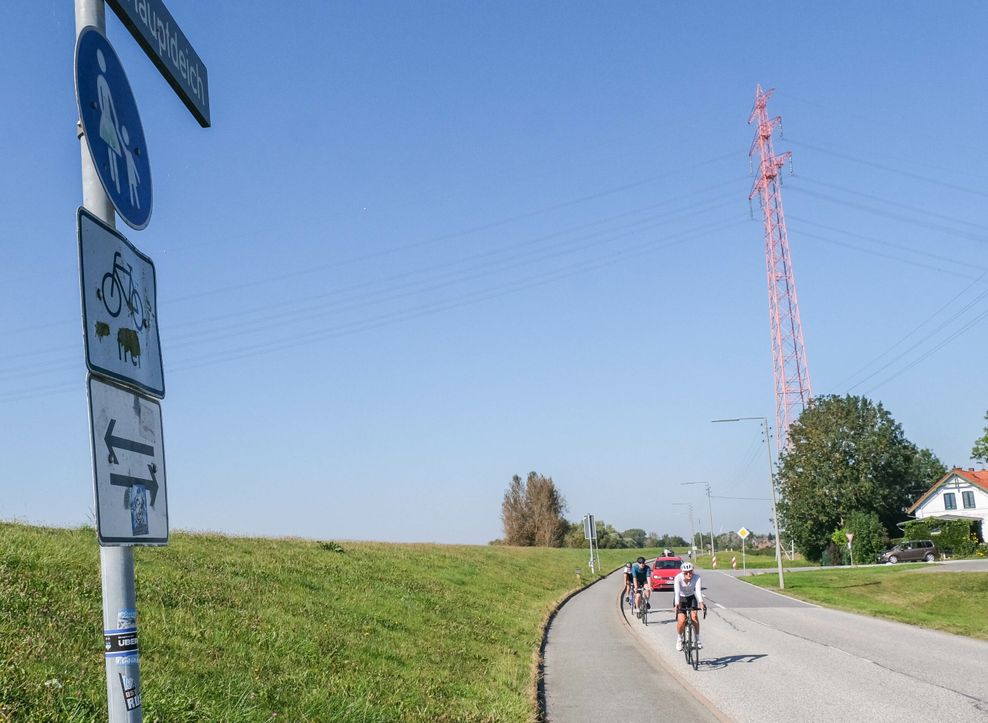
left=130, top=484, right=149, bottom=536
left=117, top=609, right=137, bottom=629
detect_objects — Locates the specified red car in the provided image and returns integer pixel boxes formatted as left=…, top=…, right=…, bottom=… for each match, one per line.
left=650, top=556, right=683, bottom=591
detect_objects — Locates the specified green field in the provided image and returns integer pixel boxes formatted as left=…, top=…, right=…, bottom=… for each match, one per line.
left=689, top=550, right=811, bottom=570
left=744, top=564, right=988, bottom=640
left=0, top=522, right=654, bottom=722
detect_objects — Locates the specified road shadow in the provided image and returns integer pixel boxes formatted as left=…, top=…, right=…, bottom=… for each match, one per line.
left=645, top=614, right=678, bottom=627
left=698, top=653, right=767, bottom=670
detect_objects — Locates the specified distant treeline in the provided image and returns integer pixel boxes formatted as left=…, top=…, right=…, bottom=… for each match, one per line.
left=495, top=471, right=688, bottom=549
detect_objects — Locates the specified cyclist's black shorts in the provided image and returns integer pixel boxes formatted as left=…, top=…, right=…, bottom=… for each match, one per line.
left=677, top=595, right=698, bottom=612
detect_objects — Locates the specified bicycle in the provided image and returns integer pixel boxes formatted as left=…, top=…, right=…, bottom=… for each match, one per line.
left=97, top=251, right=147, bottom=331
left=679, top=604, right=706, bottom=670
left=635, top=585, right=649, bottom=626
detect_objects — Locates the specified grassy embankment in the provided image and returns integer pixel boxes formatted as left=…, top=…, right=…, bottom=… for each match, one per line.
left=689, top=551, right=811, bottom=570
left=0, top=522, right=655, bottom=722
left=745, top=564, right=988, bottom=640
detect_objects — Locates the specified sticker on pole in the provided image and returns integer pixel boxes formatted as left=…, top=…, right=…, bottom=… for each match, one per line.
left=75, top=26, right=153, bottom=230
left=88, top=376, right=168, bottom=545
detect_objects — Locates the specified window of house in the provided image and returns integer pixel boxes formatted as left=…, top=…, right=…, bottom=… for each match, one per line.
left=944, top=492, right=957, bottom=510
left=963, top=491, right=975, bottom=509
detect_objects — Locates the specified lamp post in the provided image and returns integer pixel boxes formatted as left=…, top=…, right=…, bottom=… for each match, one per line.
left=673, top=502, right=696, bottom=553
left=671, top=502, right=696, bottom=556
left=682, top=482, right=715, bottom=561
left=712, top=416, right=785, bottom=589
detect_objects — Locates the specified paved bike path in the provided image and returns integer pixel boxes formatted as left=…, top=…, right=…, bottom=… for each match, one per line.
left=542, top=572, right=719, bottom=723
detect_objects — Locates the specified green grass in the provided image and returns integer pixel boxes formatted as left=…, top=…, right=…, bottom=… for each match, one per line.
left=744, top=564, right=988, bottom=640
left=680, top=551, right=812, bottom=570
left=0, top=522, right=654, bottom=721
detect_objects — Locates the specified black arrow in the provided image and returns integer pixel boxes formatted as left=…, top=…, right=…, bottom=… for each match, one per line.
left=110, top=463, right=159, bottom=507
left=104, top=419, right=154, bottom=464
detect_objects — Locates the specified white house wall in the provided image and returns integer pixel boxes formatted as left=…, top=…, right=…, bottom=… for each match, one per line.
left=914, top=474, right=988, bottom=539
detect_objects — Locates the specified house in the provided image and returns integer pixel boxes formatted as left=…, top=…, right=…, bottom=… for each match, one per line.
left=906, top=467, right=988, bottom=540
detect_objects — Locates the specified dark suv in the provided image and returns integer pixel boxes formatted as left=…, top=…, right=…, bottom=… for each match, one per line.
left=877, top=540, right=938, bottom=564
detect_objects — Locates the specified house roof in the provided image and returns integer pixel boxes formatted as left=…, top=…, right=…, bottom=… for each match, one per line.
left=907, top=468, right=988, bottom=514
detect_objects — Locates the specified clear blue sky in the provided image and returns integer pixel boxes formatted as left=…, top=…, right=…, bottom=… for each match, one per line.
left=2, top=2, right=986, bottom=544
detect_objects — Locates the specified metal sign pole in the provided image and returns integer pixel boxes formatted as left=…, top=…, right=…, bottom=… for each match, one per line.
left=75, top=1, right=143, bottom=720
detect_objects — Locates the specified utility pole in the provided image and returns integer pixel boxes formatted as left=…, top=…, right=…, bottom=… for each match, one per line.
left=671, top=502, right=696, bottom=555
left=682, top=482, right=715, bottom=560
left=712, top=417, right=785, bottom=589
left=748, top=85, right=812, bottom=454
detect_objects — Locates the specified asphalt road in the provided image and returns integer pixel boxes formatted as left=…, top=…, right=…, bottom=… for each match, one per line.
left=542, top=573, right=721, bottom=722
left=629, top=569, right=988, bottom=722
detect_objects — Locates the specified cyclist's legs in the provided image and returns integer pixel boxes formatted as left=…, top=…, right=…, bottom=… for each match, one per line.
left=691, top=608, right=700, bottom=636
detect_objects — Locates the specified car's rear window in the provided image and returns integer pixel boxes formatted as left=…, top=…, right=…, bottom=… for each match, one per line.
left=655, top=559, right=682, bottom=570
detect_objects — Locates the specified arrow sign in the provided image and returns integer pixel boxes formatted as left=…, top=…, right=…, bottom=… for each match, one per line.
left=104, top=418, right=154, bottom=464
left=110, top=463, right=159, bottom=506
left=88, top=376, right=167, bottom=545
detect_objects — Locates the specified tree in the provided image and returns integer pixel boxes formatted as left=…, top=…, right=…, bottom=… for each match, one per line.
left=499, top=472, right=568, bottom=547
left=501, top=475, right=532, bottom=546
left=832, top=511, right=887, bottom=565
left=526, top=473, right=568, bottom=547
left=972, top=411, right=988, bottom=464
left=776, top=394, right=946, bottom=562
left=622, top=528, right=647, bottom=548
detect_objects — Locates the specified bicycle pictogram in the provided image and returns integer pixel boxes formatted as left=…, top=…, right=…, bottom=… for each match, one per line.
left=96, top=251, right=148, bottom=331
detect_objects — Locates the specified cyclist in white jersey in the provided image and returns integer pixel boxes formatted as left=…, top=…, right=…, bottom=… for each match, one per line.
left=673, top=562, right=706, bottom=650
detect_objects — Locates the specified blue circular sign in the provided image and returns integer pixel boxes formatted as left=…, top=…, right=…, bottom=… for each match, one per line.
left=75, top=26, right=152, bottom=230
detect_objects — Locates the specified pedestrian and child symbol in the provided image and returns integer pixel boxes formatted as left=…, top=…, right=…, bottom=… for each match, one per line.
left=96, top=49, right=141, bottom=209
left=76, top=26, right=152, bottom=229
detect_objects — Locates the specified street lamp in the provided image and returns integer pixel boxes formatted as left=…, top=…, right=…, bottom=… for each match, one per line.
left=681, top=482, right=715, bottom=561
left=671, top=502, right=696, bottom=555
left=712, top=416, right=785, bottom=589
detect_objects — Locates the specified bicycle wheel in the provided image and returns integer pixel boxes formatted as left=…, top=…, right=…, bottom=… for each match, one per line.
left=642, top=600, right=648, bottom=626
left=127, top=288, right=146, bottom=331
left=100, top=272, right=123, bottom=317
left=691, top=624, right=699, bottom=670
left=684, top=621, right=694, bottom=666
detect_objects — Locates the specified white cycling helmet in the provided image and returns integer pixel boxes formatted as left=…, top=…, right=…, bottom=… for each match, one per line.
left=680, top=562, right=694, bottom=572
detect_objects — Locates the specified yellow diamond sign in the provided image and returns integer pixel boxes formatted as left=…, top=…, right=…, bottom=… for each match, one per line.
left=738, top=527, right=750, bottom=540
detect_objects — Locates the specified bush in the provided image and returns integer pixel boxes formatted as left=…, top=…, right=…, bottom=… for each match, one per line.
left=900, top=519, right=982, bottom=556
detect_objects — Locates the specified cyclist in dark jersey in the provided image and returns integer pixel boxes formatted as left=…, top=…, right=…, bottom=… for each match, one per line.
left=631, top=556, right=652, bottom=613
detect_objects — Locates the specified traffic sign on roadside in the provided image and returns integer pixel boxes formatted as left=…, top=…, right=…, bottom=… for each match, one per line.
left=78, top=208, right=164, bottom=398
left=88, top=376, right=168, bottom=545
left=106, top=0, right=211, bottom=127
left=738, top=527, right=750, bottom=540
left=76, top=26, right=153, bottom=230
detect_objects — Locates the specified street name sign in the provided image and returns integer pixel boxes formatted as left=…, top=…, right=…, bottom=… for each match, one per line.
left=88, top=376, right=168, bottom=545
left=76, top=26, right=153, bottom=230
left=106, top=0, right=211, bottom=127
left=78, top=208, right=164, bottom=398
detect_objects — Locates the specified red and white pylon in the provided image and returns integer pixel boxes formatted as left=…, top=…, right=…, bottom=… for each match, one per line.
left=748, top=85, right=813, bottom=454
